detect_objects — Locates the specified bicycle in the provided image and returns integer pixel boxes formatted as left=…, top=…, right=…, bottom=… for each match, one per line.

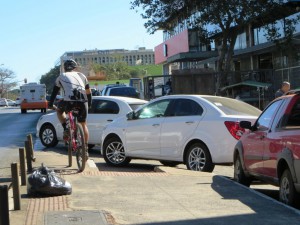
left=53, top=105, right=87, bottom=172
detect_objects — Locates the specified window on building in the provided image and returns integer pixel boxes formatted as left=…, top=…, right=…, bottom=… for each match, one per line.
left=234, top=32, right=247, bottom=50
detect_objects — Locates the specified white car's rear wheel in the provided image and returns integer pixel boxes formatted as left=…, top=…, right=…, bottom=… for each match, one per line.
left=186, top=143, right=214, bottom=172
left=103, top=137, right=131, bottom=166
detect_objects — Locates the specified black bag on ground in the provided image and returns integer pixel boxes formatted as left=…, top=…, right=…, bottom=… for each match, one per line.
left=27, top=163, right=72, bottom=196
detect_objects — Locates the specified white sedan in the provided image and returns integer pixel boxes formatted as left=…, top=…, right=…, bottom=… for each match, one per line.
left=36, top=96, right=147, bottom=149
left=101, top=95, right=261, bottom=172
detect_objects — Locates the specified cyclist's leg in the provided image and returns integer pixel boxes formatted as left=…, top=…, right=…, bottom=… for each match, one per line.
left=77, top=102, right=89, bottom=144
left=56, top=101, right=67, bottom=130
left=79, top=121, right=89, bottom=144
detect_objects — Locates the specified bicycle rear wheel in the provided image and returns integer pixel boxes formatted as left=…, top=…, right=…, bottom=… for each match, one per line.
left=75, top=123, right=86, bottom=172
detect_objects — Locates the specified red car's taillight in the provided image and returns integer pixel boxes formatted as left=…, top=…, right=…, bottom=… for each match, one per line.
left=224, top=121, right=245, bottom=140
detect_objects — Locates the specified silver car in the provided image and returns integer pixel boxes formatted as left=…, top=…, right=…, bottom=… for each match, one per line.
left=0, top=98, right=8, bottom=107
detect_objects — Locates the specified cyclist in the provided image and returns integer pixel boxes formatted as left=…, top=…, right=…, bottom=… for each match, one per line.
left=48, top=59, right=92, bottom=149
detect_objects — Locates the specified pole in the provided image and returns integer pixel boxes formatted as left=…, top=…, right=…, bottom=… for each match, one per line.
left=19, top=148, right=26, bottom=186
left=0, top=185, right=10, bottom=225
left=11, top=163, right=21, bottom=210
left=27, top=134, right=36, bottom=162
left=25, top=141, right=33, bottom=173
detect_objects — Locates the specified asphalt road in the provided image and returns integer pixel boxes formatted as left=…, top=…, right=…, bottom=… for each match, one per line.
left=0, top=106, right=42, bottom=182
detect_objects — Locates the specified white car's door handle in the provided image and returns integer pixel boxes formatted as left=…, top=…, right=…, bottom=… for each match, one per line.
left=152, top=124, right=160, bottom=127
left=185, top=121, right=195, bottom=124
left=107, top=119, right=113, bottom=122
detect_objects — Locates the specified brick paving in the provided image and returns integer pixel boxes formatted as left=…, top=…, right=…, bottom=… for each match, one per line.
left=25, top=196, right=69, bottom=225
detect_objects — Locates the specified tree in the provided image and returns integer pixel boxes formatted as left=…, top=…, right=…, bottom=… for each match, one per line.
left=0, top=67, right=17, bottom=98
left=40, top=66, right=60, bottom=94
left=130, top=0, right=299, bottom=91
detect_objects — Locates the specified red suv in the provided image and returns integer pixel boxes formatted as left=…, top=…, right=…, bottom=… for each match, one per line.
left=233, top=91, right=300, bottom=206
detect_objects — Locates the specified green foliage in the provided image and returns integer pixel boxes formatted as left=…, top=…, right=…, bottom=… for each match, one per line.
left=130, top=64, right=162, bottom=76
left=0, top=67, right=17, bottom=98
left=39, top=66, right=60, bottom=94
left=91, top=62, right=162, bottom=81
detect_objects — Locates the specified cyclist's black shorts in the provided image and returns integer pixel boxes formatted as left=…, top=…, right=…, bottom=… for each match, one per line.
left=57, top=100, right=88, bottom=123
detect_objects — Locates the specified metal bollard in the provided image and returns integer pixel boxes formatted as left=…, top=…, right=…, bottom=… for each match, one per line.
left=11, top=163, right=21, bottom=210
left=27, top=134, right=36, bottom=162
left=0, top=185, right=10, bottom=225
left=25, top=141, right=33, bottom=173
left=19, top=148, right=26, bottom=186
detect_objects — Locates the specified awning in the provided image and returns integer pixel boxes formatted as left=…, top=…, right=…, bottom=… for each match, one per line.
left=221, top=80, right=272, bottom=91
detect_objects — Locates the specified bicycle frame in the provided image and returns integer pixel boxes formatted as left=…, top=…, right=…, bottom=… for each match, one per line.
left=53, top=104, right=86, bottom=172
left=67, top=110, right=77, bottom=151
left=66, top=108, right=86, bottom=172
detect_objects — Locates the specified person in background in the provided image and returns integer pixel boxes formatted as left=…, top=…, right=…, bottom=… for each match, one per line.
left=48, top=59, right=92, bottom=148
left=275, top=81, right=290, bottom=98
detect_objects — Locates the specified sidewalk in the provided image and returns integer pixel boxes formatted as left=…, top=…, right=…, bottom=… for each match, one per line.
left=8, top=147, right=300, bottom=225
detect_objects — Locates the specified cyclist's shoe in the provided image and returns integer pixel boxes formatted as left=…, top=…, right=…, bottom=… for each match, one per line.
left=63, top=129, right=69, bottom=141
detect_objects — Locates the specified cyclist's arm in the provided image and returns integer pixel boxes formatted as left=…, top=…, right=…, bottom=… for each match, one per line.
left=48, top=85, right=60, bottom=108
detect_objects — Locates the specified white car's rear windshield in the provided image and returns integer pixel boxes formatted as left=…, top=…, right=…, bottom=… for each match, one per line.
left=201, top=96, right=261, bottom=116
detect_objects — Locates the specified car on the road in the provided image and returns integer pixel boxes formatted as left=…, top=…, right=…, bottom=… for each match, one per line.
left=0, top=98, right=8, bottom=107
left=101, top=95, right=261, bottom=172
left=36, top=96, right=147, bottom=149
left=15, top=97, right=22, bottom=106
left=233, top=90, right=300, bottom=207
left=7, top=99, right=17, bottom=106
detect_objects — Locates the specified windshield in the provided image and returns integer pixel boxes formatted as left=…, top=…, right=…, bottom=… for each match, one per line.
left=201, top=96, right=261, bottom=116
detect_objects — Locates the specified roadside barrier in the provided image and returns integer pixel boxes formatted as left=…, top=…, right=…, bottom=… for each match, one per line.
left=11, top=163, right=20, bottom=210
left=0, top=133, right=37, bottom=224
left=19, top=148, right=26, bottom=186
left=25, top=140, right=33, bottom=173
left=27, top=134, right=36, bottom=162
left=0, top=185, right=10, bottom=225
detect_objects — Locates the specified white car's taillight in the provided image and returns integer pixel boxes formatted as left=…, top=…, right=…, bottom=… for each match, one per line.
left=224, top=121, right=245, bottom=140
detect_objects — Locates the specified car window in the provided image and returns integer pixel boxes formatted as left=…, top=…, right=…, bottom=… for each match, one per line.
left=256, top=100, right=282, bottom=130
left=285, top=99, right=300, bottom=127
left=171, top=99, right=203, bottom=116
left=137, top=99, right=171, bottom=119
left=129, top=103, right=145, bottom=111
left=201, top=96, right=261, bottom=116
left=90, top=100, right=119, bottom=114
left=109, top=87, right=137, bottom=97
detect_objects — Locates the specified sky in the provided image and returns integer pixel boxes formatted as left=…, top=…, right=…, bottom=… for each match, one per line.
left=0, top=0, right=162, bottom=84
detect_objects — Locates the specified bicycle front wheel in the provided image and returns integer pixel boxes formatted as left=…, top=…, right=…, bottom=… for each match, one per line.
left=75, top=123, right=86, bottom=172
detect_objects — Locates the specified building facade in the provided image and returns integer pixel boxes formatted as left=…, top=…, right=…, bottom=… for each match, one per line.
left=60, top=47, right=155, bottom=76
left=154, top=6, right=300, bottom=108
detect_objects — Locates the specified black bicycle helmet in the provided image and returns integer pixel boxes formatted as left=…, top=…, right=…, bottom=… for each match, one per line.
left=64, top=59, right=77, bottom=71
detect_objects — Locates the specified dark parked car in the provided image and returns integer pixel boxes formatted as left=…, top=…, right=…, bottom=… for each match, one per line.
left=105, top=86, right=140, bottom=98
left=234, top=90, right=300, bottom=206
left=101, top=84, right=126, bottom=96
